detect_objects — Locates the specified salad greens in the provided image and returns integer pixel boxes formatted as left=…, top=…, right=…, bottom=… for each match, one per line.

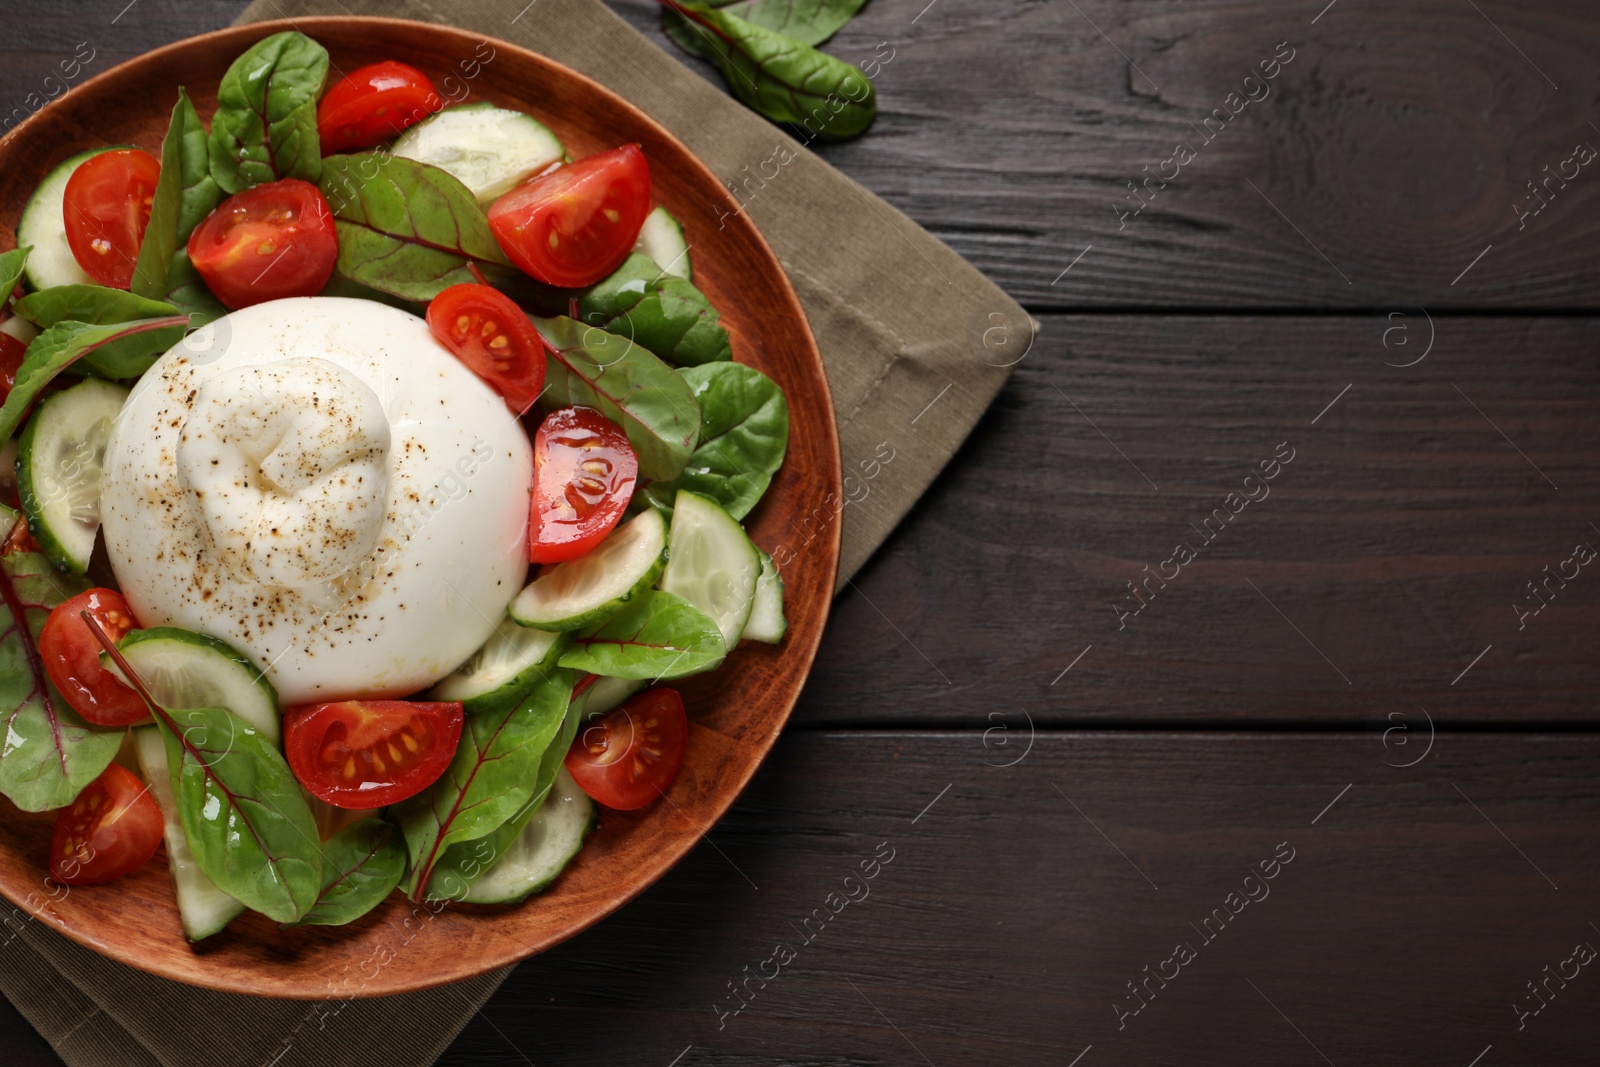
left=576, top=253, right=732, bottom=367
left=13, top=285, right=186, bottom=379
left=557, top=589, right=726, bottom=679
left=663, top=0, right=868, bottom=55
left=642, top=361, right=790, bottom=519
left=209, top=30, right=330, bottom=194
left=0, top=247, right=31, bottom=307
left=134, top=88, right=223, bottom=301
left=293, top=818, right=408, bottom=927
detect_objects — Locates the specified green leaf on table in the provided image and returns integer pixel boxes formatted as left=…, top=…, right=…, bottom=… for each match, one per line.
left=134, top=88, right=223, bottom=301
left=642, top=361, right=790, bottom=519
left=209, top=30, right=328, bottom=194
left=13, top=286, right=185, bottom=379
left=575, top=253, right=732, bottom=368
left=0, top=248, right=31, bottom=306
left=665, top=2, right=877, bottom=140
left=422, top=690, right=583, bottom=901
left=0, top=536, right=116, bottom=813
left=398, top=665, right=574, bottom=900
left=291, top=818, right=406, bottom=927
left=0, top=316, right=188, bottom=441
left=159, top=704, right=323, bottom=923
left=663, top=0, right=868, bottom=58
left=557, top=589, right=725, bottom=679
left=319, top=153, right=513, bottom=302
left=534, top=315, right=701, bottom=482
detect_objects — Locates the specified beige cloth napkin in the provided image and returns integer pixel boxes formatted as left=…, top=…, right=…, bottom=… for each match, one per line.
left=0, top=0, right=1028, bottom=1063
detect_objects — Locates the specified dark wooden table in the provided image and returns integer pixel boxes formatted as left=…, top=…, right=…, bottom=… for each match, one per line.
left=5, top=1, right=1600, bottom=1064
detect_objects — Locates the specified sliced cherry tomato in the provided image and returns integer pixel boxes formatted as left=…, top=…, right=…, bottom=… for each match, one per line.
left=425, top=283, right=547, bottom=413
left=39, top=589, right=146, bottom=727
left=317, top=61, right=442, bottom=154
left=528, top=406, right=637, bottom=563
left=50, top=763, right=163, bottom=885
left=284, top=699, right=464, bottom=809
left=63, top=149, right=161, bottom=290
left=187, top=178, right=337, bottom=310
left=565, top=688, right=687, bottom=810
left=488, top=144, right=651, bottom=288
left=2, top=514, right=39, bottom=555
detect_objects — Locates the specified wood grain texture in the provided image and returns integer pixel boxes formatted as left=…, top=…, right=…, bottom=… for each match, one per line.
left=0, top=16, right=839, bottom=999
left=433, top=731, right=1600, bottom=1066
left=613, top=0, right=1600, bottom=311
left=798, top=313, right=1600, bottom=725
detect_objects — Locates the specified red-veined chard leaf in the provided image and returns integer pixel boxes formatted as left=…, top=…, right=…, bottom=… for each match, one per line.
left=0, top=317, right=189, bottom=442
left=556, top=589, right=725, bottom=679
left=663, top=1, right=877, bottom=140
left=291, top=818, right=406, bottom=927
left=534, top=315, right=702, bottom=482
left=319, top=152, right=513, bottom=302
left=0, top=527, right=116, bottom=812
left=12, top=286, right=183, bottom=379
left=663, top=0, right=868, bottom=57
left=134, top=88, right=223, bottom=301
left=575, top=253, right=733, bottom=368
left=208, top=31, right=328, bottom=194
left=399, top=665, right=574, bottom=900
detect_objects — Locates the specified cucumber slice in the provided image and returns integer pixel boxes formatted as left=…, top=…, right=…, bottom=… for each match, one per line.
left=741, top=548, right=787, bottom=644
left=509, top=508, right=667, bottom=632
left=17, top=377, right=128, bottom=574
left=634, top=206, right=692, bottom=281
left=658, top=490, right=761, bottom=648
left=390, top=102, right=565, bottom=204
left=429, top=615, right=566, bottom=716
left=581, top=675, right=646, bottom=717
left=16, top=146, right=131, bottom=292
left=0, top=316, right=38, bottom=346
left=106, top=627, right=280, bottom=744
left=461, top=766, right=594, bottom=904
left=133, top=726, right=247, bottom=941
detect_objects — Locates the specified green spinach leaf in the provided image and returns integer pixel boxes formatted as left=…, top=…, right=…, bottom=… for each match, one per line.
left=319, top=153, right=512, bottom=302
left=576, top=253, right=732, bottom=367
left=665, top=2, right=877, bottom=140
left=535, top=316, right=701, bottom=481
left=642, top=361, right=790, bottom=519
left=0, top=533, right=116, bottom=813
left=292, top=818, right=406, bottom=927
left=158, top=251, right=228, bottom=328
left=557, top=589, right=725, bottom=679
left=664, top=0, right=867, bottom=57
left=159, top=704, right=323, bottom=923
left=209, top=30, right=328, bottom=194
left=0, top=248, right=31, bottom=306
left=0, top=316, right=188, bottom=441
left=134, top=88, right=223, bottom=300
left=399, top=665, right=574, bottom=900
left=13, top=286, right=184, bottom=379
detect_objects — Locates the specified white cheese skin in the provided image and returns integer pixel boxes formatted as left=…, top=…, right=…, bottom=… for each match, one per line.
left=100, top=297, right=532, bottom=705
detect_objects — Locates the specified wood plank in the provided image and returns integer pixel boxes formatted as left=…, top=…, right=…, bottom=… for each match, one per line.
left=439, top=731, right=1600, bottom=1065
left=611, top=0, right=1600, bottom=310
left=796, top=314, right=1600, bottom=724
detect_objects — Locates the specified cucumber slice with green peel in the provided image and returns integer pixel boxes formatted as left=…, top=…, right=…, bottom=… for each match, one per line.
left=17, top=377, right=128, bottom=574
left=133, top=727, right=247, bottom=941
left=461, top=766, right=595, bottom=905
left=509, top=508, right=667, bottom=632
left=580, top=675, right=646, bottom=717
left=16, top=146, right=131, bottom=292
left=741, top=549, right=787, bottom=644
left=429, top=615, right=566, bottom=716
left=658, top=490, right=761, bottom=649
left=104, top=627, right=280, bottom=744
left=634, top=206, right=692, bottom=280
left=390, top=102, right=565, bottom=204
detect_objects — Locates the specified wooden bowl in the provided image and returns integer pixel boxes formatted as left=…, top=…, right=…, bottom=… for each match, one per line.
left=0, top=17, right=839, bottom=998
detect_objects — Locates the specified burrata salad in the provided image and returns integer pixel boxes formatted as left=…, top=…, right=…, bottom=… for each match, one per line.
left=0, top=30, right=790, bottom=939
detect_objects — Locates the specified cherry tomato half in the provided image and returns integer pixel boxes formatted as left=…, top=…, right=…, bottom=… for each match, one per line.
left=2, top=514, right=39, bottom=555
left=425, top=283, right=547, bottom=414
left=529, top=406, right=637, bottom=564
left=40, top=589, right=146, bottom=727
left=0, top=331, right=27, bottom=404
left=317, top=61, right=443, bottom=154
left=50, top=764, right=163, bottom=885
left=187, top=178, right=338, bottom=310
left=284, top=700, right=464, bottom=809
left=488, top=144, right=651, bottom=288
left=565, top=688, right=687, bottom=810
left=63, top=149, right=161, bottom=290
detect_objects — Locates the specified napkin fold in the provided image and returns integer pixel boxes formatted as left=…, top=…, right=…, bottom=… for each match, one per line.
left=1, top=0, right=1029, bottom=1063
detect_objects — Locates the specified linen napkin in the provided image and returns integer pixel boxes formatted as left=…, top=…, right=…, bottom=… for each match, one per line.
left=0, top=0, right=1030, bottom=1063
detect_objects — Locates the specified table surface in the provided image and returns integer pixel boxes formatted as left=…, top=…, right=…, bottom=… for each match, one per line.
left=4, top=1, right=1600, bottom=1065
